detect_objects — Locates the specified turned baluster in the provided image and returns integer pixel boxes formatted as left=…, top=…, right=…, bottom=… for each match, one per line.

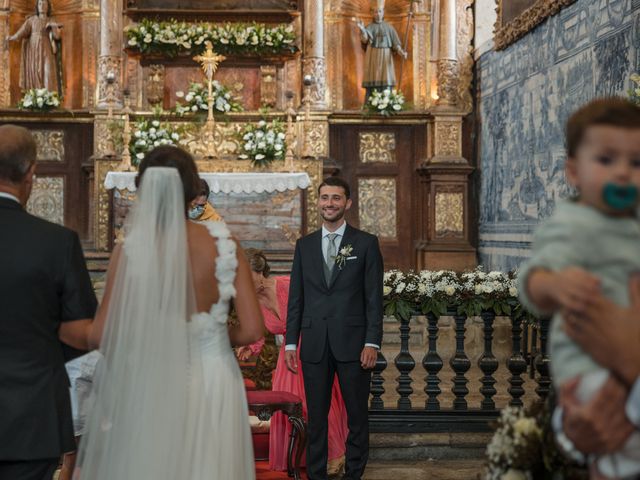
left=394, top=314, right=415, bottom=410
left=449, top=310, right=471, bottom=410
left=369, top=350, right=387, bottom=410
left=507, top=312, right=528, bottom=407
left=478, top=309, right=499, bottom=410
left=422, top=312, right=443, bottom=411
left=534, top=316, right=552, bottom=401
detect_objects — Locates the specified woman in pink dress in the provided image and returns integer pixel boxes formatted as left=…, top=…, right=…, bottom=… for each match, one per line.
left=244, top=249, right=348, bottom=475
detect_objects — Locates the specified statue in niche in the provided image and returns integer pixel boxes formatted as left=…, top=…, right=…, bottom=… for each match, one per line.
left=354, top=0, right=406, bottom=100
left=7, top=0, right=63, bottom=96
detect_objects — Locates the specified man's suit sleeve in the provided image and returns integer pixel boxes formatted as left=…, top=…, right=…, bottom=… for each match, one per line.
left=285, top=239, right=304, bottom=346
left=60, top=231, right=98, bottom=323
left=364, top=235, right=383, bottom=347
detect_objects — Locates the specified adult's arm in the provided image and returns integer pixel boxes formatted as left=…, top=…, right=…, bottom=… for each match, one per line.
left=364, top=235, right=383, bottom=348
left=559, top=275, right=640, bottom=454
left=229, top=241, right=264, bottom=347
left=285, top=240, right=303, bottom=348
left=58, top=231, right=98, bottom=351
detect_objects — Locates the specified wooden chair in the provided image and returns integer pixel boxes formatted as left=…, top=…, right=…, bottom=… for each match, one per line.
left=246, top=390, right=307, bottom=480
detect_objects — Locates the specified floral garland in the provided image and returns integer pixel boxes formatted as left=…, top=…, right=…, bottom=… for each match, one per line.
left=485, top=399, right=588, bottom=480
left=125, top=19, right=297, bottom=57
left=237, top=119, right=287, bottom=168
left=174, top=81, right=243, bottom=116
left=629, top=73, right=640, bottom=106
left=364, top=88, right=405, bottom=116
left=18, top=88, right=60, bottom=111
left=130, top=118, right=182, bottom=165
left=383, top=268, right=529, bottom=322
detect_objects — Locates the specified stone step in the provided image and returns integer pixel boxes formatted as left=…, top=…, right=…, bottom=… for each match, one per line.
left=369, top=432, right=491, bottom=462
left=363, top=458, right=485, bottom=480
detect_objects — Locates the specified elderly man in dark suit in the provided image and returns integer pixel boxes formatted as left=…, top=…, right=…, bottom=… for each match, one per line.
left=0, top=125, right=97, bottom=480
left=285, top=176, right=383, bottom=480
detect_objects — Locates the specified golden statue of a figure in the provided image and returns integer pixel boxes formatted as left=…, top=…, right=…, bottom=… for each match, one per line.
left=7, top=0, right=63, bottom=95
left=354, top=0, right=406, bottom=100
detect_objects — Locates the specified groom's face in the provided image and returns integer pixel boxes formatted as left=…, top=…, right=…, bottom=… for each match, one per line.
left=318, top=185, right=352, bottom=223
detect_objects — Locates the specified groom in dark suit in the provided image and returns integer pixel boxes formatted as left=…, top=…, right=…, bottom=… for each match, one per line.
left=285, top=176, right=383, bottom=480
left=0, top=125, right=97, bottom=480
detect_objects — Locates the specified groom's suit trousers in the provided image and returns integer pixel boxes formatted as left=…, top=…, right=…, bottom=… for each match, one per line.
left=302, top=341, right=372, bottom=480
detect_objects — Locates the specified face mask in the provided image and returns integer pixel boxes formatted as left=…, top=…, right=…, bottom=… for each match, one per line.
left=188, top=205, right=205, bottom=219
left=602, top=183, right=638, bottom=212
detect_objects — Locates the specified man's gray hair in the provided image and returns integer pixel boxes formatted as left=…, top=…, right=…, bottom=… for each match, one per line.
left=0, top=125, right=37, bottom=183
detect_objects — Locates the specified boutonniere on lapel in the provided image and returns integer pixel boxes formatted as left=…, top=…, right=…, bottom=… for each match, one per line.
left=333, top=244, right=354, bottom=269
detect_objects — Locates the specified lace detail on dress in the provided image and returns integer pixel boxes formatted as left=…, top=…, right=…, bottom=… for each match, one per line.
left=202, top=221, right=237, bottom=323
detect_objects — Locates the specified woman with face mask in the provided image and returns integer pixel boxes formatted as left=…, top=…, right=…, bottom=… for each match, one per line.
left=188, top=179, right=222, bottom=221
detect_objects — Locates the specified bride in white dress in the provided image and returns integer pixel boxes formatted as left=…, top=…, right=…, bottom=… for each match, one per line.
left=74, top=146, right=263, bottom=479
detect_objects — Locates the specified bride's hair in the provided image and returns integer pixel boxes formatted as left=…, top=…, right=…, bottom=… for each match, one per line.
left=245, top=248, right=270, bottom=277
left=135, top=146, right=200, bottom=213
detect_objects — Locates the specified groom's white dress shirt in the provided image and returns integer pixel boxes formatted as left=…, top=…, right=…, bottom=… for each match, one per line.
left=0, top=192, right=20, bottom=204
left=285, top=221, right=380, bottom=352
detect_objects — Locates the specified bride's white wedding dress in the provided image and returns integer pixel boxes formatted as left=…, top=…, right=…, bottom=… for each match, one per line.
left=185, top=221, right=256, bottom=479
left=75, top=168, right=255, bottom=480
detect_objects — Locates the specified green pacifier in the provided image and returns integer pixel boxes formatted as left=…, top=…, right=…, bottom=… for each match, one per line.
left=602, top=183, right=639, bottom=211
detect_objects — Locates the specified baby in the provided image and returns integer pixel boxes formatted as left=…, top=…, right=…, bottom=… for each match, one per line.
left=518, top=98, right=640, bottom=479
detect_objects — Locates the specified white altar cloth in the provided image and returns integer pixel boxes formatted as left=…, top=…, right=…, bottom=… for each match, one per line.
left=104, top=171, right=311, bottom=194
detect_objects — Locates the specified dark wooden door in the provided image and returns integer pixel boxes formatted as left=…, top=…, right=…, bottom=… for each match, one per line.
left=0, top=115, right=94, bottom=243
left=329, top=122, right=424, bottom=270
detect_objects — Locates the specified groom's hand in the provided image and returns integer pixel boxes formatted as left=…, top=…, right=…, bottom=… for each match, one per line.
left=285, top=350, right=298, bottom=374
left=360, top=346, right=377, bottom=369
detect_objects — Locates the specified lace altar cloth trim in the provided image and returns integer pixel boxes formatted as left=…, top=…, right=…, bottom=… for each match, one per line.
left=104, top=172, right=311, bottom=194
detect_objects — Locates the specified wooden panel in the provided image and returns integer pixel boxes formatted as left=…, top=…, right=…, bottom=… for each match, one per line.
left=329, top=122, right=424, bottom=270
left=0, top=116, right=94, bottom=242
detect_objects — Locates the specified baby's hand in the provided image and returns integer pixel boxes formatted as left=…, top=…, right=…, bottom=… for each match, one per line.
left=550, top=267, right=600, bottom=314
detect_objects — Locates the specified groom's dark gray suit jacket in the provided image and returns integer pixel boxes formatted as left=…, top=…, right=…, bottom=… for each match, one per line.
left=285, top=224, right=383, bottom=363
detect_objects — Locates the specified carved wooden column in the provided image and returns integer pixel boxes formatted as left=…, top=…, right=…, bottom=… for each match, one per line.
left=416, top=0, right=475, bottom=271
left=303, top=0, right=327, bottom=109
left=0, top=0, right=10, bottom=106
left=436, top=0, right=458, bottom=107
left=81, top=0, right=100, bottom=109
left=97, top=0, right=123, bottom=109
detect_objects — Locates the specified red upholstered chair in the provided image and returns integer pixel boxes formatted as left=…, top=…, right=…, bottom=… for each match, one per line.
left=246, top=390, right=307, bottom=480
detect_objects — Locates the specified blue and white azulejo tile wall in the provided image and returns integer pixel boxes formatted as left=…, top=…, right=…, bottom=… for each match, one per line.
left=477, top=0, right=640, bottom=271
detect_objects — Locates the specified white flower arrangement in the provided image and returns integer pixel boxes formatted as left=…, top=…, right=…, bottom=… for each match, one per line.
left=125, top=19, right=297, bottom=58
left=237, top=119, right=287, bottom=168
left=174, top=81, right=243, bottom=116
left=364, top=88, right=405, bottom=116
left=383, top=268, right=525, bottom=320
left=484, top=400, right=587, bottom=480
left=130, top=118, right=182, bottom=165
left=629, top=73, right=640, bottom=106
left=18, top=88, right=60, bottom=111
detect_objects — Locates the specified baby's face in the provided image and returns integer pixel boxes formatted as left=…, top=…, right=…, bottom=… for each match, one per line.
left=566, top=125, right=640, bottom=216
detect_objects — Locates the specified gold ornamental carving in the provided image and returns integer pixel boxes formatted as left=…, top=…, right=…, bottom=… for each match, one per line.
left=456, top=0, right=474, bottom=113
left=32, top=130, right=65, bottom=161
left=494, top=0, right=577, bottom=51
left=436, top=58, right=459, bottom=106
left=145, top=64, right=165, bottom=106
left=97, top=55, right=122, bottom=108
left=412, top=13, right=430, bottom=110
left=260, top=65, right=278, bottom=108
left=94, top=158, right=124, bottom=250
left=302, top=57, right=327, bottom=107
left=358, top=178, right=397, bottom=239
left=435, top=121, right=460, bottom=158
left=27, top=176, right=65, bottom=225
left=303, top=121, right=328, bottom=158
left=359, top=132, right=396, bottom=164
left=94, top=116, right=119, bottom=158
left=434, top=191, right=463, bottom=238
left=0, top=16, right=9, bottom=107
left=82, top=16, right=99, bottom=109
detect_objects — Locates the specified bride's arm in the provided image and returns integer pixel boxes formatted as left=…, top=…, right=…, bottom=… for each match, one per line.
left=87, top=244, right=123, bottom=349
left=229, top=241, right=264, bottom=346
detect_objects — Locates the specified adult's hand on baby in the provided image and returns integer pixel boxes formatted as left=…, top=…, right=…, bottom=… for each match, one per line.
left=560, top=376, right=634, bottom=454
left=563, top=274, right=640, bottom=385
left=551, top=267, right=600, bottom=315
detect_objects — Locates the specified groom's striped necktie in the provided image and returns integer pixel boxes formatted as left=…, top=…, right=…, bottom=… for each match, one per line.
left=323, top=233, right=338, bottom=285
